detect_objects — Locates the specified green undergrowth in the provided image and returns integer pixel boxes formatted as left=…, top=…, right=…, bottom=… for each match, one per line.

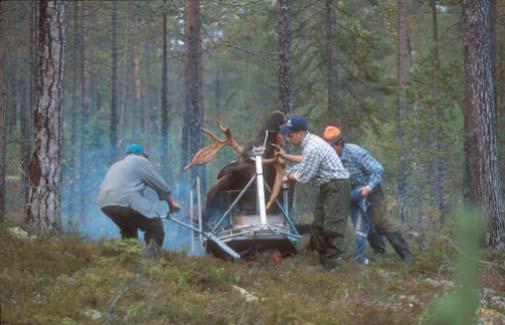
left=0, top=224, right=503, bottom=324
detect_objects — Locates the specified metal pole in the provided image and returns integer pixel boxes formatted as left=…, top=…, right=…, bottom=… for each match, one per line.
left=196, top=177, right=203, bottom=250
left=253, top=147, right=267, bottom=225
left=210, top=175, right=256, bottom=233
left=189, top=186, right=194, bottom=253
left=282, top=180, right=289, bottom=220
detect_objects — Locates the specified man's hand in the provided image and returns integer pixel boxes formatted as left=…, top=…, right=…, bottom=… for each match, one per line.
left=167, top=193, right=181, bottom=213
left=169, top=202, right=181, bottom=213
left=360, top=186, right=371, bottom=198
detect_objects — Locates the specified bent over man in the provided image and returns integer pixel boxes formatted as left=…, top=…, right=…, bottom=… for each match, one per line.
left=323, top=126, right=413, bottom=264
left=278, top=116, right=351, bottom=271
left=98, top=144, right=180, bottom=250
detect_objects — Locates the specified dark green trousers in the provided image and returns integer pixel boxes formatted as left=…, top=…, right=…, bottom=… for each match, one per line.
left=310, top=178, right=351, bottom=268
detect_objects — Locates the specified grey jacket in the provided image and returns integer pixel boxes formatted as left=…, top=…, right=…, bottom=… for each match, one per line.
left=97, top=155, right=171, bottom=217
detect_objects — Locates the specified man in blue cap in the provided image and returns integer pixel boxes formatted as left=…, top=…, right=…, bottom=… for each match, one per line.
left=97, top=144, right=180, bottom=252
left=277, top=116, right=351, bottom=271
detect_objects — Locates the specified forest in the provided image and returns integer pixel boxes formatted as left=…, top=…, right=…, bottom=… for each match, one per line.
left=1, top=0, right=504, bottom=324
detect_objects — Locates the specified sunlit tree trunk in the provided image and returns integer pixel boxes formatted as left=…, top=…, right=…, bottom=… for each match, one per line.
left=161, top=1, right=171, bottom=182
left=26, top=0, right=65, bottom=231
left=0, top=0, right=6, bottom=222
left=463, top=0, right=505, bottom=251
left=79, top=0, right=88, bottom=215
left=110, top=1, right=118, bottom=161
left=184, top=0, right=205, bottom=188
left=397, top=0, right=409, bottom=223
left=68, top=2, right=78, bottom=219
left=277, top=0, right=292, bottom=115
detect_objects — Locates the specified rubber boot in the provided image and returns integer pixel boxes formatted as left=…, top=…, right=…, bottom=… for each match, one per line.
left=385, top=231, right=413, bottom=264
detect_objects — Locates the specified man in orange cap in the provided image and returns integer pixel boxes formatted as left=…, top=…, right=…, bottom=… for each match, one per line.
left=323, top=126, right=413, bottom=264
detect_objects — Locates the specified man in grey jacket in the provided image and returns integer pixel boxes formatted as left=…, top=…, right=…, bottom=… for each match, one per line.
left=98, top=144, right=180, bottom=248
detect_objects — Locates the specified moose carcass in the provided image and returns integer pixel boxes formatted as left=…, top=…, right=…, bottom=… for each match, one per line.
left=185, top=111, right=299, bottom=258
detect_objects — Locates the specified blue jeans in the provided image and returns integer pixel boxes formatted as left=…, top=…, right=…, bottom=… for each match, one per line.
left=349, top=187, right=372, bottom=264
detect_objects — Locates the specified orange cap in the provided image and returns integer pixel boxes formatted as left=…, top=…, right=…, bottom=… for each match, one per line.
left=323, top=126, right=342, bottom=142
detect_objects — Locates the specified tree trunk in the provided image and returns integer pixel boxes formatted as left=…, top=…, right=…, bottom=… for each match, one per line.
left=130, top=44, right=137, bottom=140
left=144, top=40, right=154, bottom=154
left=397, top=0, right=409, bottom=223
left=7, top=73, right=17, bottom=136
left=430, top=0, right=446, bottom=224
left=79, top=0, right=88, bottom=216
left=23, top=0, right=38, bottom=207
left=161, top=2, right=171, bottom=183
left=277, top=0, right=292, bottom=116
left=0, top=0, right=6, bottom=222
left=119, top=19, right=129, bottom=152
left=463, top=0, right=505, bottom=251
left=26, top=0, right=65, bottom=231
left=325, top=0, right=339, bottom=124
left=215, top=68, right=221, bottom=116
left=68, top=1, right=78, bottom=219
left=132, top=45, right=143, bottom=143
left=110, top=1, right=118, bottom=162
left=184, top=0, right=205, bottom=187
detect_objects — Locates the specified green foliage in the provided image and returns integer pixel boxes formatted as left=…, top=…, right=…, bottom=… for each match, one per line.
left=422, top=208, right=484, bottom=324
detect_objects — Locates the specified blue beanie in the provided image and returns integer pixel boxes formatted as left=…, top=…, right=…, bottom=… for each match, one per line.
left=125, top=144, right=146, bottom=156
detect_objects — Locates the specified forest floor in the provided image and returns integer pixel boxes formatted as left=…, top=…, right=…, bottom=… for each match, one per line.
left=1, top=224, right=504, bottom=324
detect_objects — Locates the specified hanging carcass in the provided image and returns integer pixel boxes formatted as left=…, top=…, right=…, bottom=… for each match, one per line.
left=184, top=111, right=299, bottom=258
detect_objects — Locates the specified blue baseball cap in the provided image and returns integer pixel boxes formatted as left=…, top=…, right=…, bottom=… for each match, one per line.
left=125, top=144, right=148, bottom=158
left=279, top=115, right=308, bottom=135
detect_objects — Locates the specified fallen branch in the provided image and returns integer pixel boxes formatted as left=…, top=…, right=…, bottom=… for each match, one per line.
left=105, top=269, right=147, bottom=323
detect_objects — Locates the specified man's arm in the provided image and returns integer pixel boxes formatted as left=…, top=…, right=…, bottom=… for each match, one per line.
left=360, top=150, right=384, bottom=194
left=280, top=152, right=303, bottom=164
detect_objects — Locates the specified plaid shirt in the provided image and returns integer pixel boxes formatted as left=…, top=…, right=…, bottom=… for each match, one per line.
left=287, top=133, right=349, bottom=186
left=341, top=143, right=383, bottom=190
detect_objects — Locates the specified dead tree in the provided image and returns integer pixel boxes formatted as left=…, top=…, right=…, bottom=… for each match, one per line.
left=26, top=0, right=65, bottom=230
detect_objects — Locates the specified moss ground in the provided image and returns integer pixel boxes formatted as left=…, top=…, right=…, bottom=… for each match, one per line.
left=1, top=226, right=503, bottom=324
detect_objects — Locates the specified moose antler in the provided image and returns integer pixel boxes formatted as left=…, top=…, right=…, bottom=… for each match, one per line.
left=264, top=144, right=288, bottom=210
left=184, top=119, right=244, bottom=170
